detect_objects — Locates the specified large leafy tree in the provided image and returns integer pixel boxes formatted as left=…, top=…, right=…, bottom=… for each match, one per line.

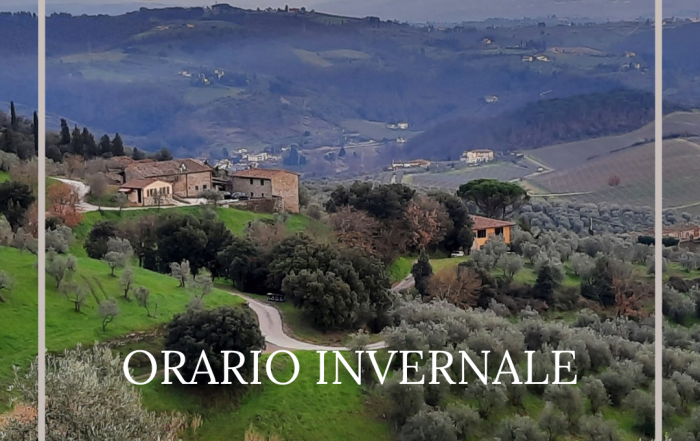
left=456, top=179, right=528, bottom=219
left=325, top=182, right=415, bottom=220
left=84, top=220, right=118, bottom=259
left=164, top=306, right=265, bottom=385
left=218, top=236, right=268, bottom=293
left=431, top=191, right=474, bottom=252
left=155, top=213, right=231, bottom=275
left=282, top=269, right=360, bottom=330
left=0, top=180, right=34, bottom=230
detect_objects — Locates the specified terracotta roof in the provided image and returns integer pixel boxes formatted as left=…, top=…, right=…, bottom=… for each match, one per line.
left=231, top=168, right=299, bottom=179
left=120, top=178, right=166, bottom=189
left=126, top=159, right=212, bottom=178
left=472, top=215, right=515, bottom=230
left=109, top=156, right=136, bottom=166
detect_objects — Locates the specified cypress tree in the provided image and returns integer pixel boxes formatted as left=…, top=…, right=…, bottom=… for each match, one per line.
left=82, top=128, right=98, bottom=158
left=59, top=118, right=71, bottom=145
left=411, top=249, right=433, bottom=297
left=112, top=133, right=125, bottom=157
left=10, top=101, right=18, bottom=131
left=99, top=134, right=112, bottom=157
left=533, top=264, right=556, bottom=303
left=32, top=111, right=38, bottom=156
left=70, top=125, right=84, bottom=156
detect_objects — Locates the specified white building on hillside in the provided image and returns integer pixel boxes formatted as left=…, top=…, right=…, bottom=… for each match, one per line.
left=461, top=149, right=494, bottom=164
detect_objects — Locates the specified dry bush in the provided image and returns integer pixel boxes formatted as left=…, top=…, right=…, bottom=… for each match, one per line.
left=427, top=265, right=482, bottom=309
left=245, top=426, right=283, bottom=441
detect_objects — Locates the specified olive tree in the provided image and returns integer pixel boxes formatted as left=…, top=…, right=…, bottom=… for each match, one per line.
left=0, top=345, right=189, bottom=440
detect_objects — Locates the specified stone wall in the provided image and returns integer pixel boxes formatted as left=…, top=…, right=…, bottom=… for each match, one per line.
left=230, top=176, right=273, bottom=198
left=271, top=173, right=299, bottom=213
left=229, top=196, right=284, bottom=213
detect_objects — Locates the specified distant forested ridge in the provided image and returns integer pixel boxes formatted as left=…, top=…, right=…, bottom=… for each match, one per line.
left=36, top=6, right=656, bottom=157
left=0, top=13, right=38, bottom=110
left=403, top=90, right=669, bottom=160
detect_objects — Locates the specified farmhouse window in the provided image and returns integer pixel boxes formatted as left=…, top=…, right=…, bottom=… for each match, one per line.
left=495, top=227, right=504, bottom=236
left=195, top=185, right=199, bottom=191
left=260, top=179, right=264, bottom=185
left=477, top=230, right=487, bottom=238
left=250, top=178, right=254, bottom=185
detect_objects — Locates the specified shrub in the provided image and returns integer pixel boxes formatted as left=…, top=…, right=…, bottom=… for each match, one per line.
left=164, top=306, right=265, bottom=386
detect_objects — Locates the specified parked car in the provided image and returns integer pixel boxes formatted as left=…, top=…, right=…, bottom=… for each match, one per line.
left=231, top=192, right=249, bottom=200
left=450, top=251, right=465, bottom=257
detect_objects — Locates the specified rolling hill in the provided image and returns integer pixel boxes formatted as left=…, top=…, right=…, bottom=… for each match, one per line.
left=35, top=7, right=658, bottom=161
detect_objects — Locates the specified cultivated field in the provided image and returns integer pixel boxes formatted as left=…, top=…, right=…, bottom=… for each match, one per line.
left=528, top=111, right=700, bottom=170
left=529, top=141, right=654, bottom=204
left=527, top=137, right=700, bottom=213
left=406, top=160, right=538, bottom=190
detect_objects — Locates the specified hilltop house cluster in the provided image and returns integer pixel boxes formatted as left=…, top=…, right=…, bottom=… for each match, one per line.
left=460, top=149, right=494, bottom=164
left=110, top=156, right=299, bottom=213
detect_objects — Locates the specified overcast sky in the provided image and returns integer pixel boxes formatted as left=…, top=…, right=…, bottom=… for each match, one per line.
left=0, top=0, right=697, bottom=22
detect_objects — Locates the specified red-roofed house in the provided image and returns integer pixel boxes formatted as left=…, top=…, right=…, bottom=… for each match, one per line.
left=471, top=215, right=515, bottom=250
left=124, top=159, right=213, bottom=198
left=119, top=178, right=173, bottom=207
left=229, top=168, right=300, bottom=213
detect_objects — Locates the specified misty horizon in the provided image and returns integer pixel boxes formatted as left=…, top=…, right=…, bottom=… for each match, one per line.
left=1, top=0, right=697, bottom=22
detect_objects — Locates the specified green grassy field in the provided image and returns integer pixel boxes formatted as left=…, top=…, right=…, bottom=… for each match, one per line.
left=0, top=171, right=9, bottom=182
left=74, top=207, right=312, bottom=242
left=140, top=351, right=391, bottom=441
left=0, top=247, right=38, bottom=409
left=45, top=256, right=244, bottom=352
left=388, top=255, right=584, bottom=288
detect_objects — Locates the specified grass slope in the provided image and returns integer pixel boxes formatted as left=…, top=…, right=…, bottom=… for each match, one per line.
left=45, top=256, right=244, bottom=352
left=140, top=351, right=391, bottom=441
left=0, top=248, right=38, bottom=408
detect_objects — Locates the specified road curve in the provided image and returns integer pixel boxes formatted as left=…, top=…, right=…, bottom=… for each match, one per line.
left=230, top=291, right=387, bottom=351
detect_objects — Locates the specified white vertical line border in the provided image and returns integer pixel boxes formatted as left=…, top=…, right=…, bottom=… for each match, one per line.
left=655, top=0, right=663, bottom=439
left=37, top=0, right=46, bottom=437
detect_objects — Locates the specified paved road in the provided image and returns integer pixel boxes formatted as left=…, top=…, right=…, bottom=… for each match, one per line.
left=224, top=272, right=416, bottom=352
left=230, top=291, right=387, bottom=351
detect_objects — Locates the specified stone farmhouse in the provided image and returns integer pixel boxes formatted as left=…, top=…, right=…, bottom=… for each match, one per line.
left=119, top=178, right=173, bottom=207
left=124, top=159, right=213, bottom=198
left=228, top=168, right=300, bottom=213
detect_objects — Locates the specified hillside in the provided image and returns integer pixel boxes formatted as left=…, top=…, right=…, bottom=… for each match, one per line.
left=402, top=90, right=665, bottom=161
left=36, top=7, right=656, bottom=161
left=45, top=254, right=245, bottom=351
left=0, top=248, right=37, bottom=409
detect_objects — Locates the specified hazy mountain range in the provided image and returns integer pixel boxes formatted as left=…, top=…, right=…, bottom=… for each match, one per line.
left=2, top=0, right=698, bottom=22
